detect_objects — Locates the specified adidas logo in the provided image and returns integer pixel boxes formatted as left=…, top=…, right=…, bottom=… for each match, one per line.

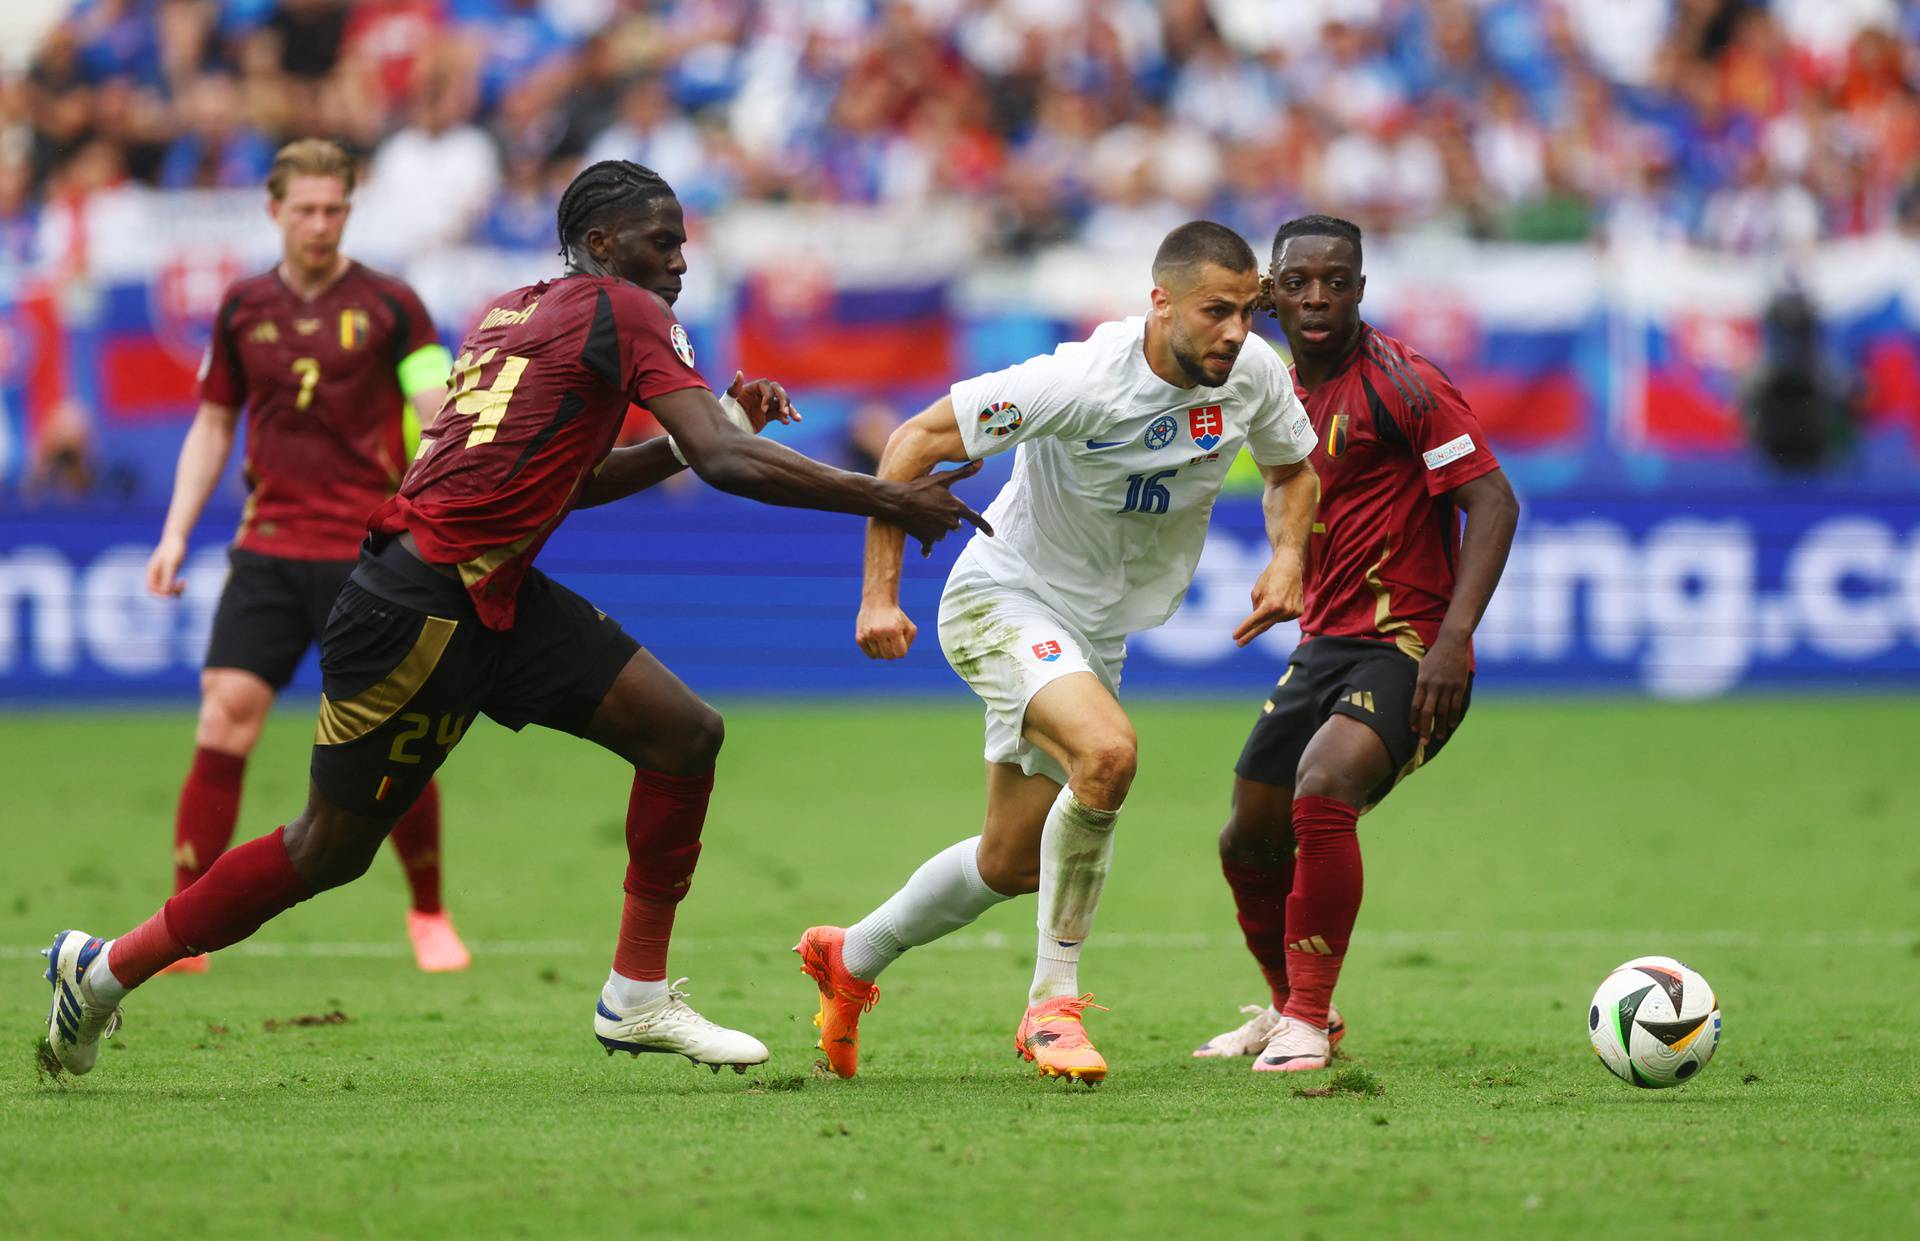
left=1344, top=691, right=1375, bottom=713
left=1288, top=935, right=1335, bottom=955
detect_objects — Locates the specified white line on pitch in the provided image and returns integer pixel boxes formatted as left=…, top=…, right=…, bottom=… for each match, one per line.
left=2, top=927, right=1911, bottom=961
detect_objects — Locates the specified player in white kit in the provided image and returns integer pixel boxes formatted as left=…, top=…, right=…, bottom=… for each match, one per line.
left=794, top=222, right=1321, bottom=1082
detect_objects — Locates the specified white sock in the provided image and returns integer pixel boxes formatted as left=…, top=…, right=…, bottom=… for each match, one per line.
left=842, top=836, right=1008, bottom=979
left=1030, top=786, right=1119, bottom=1005
left=602, top=971, right=668, bottom=1013
left=85, top=944, right=127, bottom=1005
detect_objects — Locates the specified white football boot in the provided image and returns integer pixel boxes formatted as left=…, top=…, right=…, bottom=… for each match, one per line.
left=1252, top=1013, right=1333, bottom=1072
left=41, top=930, right=123, bottom=1077
left=1195, top=1002, right=1346, bottom=1060
left=593, top=978, right=769, bottom=1074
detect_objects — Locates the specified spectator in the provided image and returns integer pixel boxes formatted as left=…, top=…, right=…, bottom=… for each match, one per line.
left=158, top=73, right=273, bottom=189
left=354, top=59, right=501, bottom=256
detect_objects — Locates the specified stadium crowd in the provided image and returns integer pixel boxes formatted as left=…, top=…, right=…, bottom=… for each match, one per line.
left=3, top=0, right=1919, bottom=266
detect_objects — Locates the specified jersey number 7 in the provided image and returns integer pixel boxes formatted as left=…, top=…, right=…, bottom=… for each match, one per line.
left=1119, top=469, right=1177, bottom=515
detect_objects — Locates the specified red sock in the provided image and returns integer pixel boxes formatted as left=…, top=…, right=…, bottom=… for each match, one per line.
left=613, top=768, right=712, bottom=981
left=107, top=827, right=312, bottom=987
left=106, top=909, right=186, bottom=989
left=1280, top=796, right=1363, bottom=1029
left=172, top=746, right=246, bottom=894
left=1222, top=857, right=1294, bottom=1010
left=388, top=780, right=444, bottom=914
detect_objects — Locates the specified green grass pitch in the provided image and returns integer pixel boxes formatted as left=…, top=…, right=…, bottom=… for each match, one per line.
left=2, top=698, right=1916, bottom=1238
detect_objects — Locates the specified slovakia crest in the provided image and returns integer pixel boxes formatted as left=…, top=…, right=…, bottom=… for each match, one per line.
left=979, top=401, right=1024, bottom=438
left=1145, top=414, right=1178, bottom=450
left=1189, top=404, right=1223, bottom=452
left=1032, top=639, right=1062, bottom=662
left=670, top=323, right=696, bottom=368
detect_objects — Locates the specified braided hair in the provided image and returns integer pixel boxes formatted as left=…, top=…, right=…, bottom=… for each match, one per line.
left=556, top=160, right=675, bottom=264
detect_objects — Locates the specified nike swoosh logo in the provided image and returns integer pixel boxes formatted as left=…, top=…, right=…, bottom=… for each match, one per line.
left=1084, top=439, right=1129, bottom=450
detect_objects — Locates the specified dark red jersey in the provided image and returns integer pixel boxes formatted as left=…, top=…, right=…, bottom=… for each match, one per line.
left=200, top=262, right=440, bottom=560
left=371, top=274, right=706, bottom=629
left=1297, top=324, right=1499, bottom=657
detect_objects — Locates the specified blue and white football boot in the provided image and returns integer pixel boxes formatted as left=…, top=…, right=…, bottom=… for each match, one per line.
left=41, top=930, right=123, bottom=1076
left=593, top=977, right=769, bottom=1074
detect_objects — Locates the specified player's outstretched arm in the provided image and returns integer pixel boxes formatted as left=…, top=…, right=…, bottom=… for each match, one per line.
left=1412, top=467, right=1519, bottom=743
left=856, top=398, right=975, bottom=660
left=575, top=372, right=800, bottom=508
left=647, top=385, right=989, bottom=552
left=147, top=400, right=240, bottom=597
left=1234, top=458, right=1318, bottom=647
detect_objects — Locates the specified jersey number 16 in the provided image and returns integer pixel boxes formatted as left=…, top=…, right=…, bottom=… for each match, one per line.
left=1119, top=469, right=1178, bottom=515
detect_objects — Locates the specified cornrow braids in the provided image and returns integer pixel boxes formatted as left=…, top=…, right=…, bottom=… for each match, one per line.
left=555, top=160, right=675, bottom=262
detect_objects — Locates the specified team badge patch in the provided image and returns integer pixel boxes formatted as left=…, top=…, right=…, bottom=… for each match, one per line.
left=339, top=308, right=370, bottom=350
left=978, top=401, right=1024, bottom=438
left=1145, top=414, right=1178, bottom=450
left=670, top=323, right=696, bottom=368
left=1326, top=413, right=1349, bottom=459
left=1189, top=404, right=1223, bottom=451
left=1032, top=639, right=1062, bottom=662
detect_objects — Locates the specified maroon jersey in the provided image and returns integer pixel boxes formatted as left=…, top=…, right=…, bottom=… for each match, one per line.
left=1297, top=324, right=1499, bottom=658
left=371, top=274, right=706, bottom=629
left=200, top=262, right=439, bottom=560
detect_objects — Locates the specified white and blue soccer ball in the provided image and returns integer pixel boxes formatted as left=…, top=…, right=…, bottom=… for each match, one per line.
left=1587, top=955, right=1720, bottom=1088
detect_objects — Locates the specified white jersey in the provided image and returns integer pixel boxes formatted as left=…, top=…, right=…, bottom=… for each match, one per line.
left=947, top=316, right=1317, bottom=640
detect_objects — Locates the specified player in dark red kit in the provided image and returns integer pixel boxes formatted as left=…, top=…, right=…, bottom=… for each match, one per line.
left=44, top=160, right=988, bottom=1079
left=1192, top=215, right=1519, bottom=1072
left=144, top=139, right=469, bottom=974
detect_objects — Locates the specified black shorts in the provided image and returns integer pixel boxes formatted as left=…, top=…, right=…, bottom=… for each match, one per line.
left=309, top=537, right=640, bottom=817
left=1234, top=635, right=1471, bottom=809
left=204, top=549, right=357, bottom=689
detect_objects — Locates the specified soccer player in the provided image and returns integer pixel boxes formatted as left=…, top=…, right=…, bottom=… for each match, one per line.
left=43, top=160, right=988, bottom=1079
left=1193, top=215, right=1519, bottom=1072
left=144, top=138, right=468, bottom=974
left=795, top=222, right=1321, bottom=1083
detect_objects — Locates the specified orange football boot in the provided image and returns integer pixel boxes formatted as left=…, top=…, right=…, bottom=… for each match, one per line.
left=157, top=955, right=208, bottom=976
left=793, top=926, right=879, bottom=1079
left=1015, top=993, right=1109, bottom=1084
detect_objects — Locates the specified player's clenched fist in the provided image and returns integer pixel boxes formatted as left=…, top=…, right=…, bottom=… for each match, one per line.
left=146, top=534, right=189, bottom=598
left=856, top=602, right=918, bottom=660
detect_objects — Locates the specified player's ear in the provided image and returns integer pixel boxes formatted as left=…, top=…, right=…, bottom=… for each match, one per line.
left=1355, top=273, right=1366, bottom=305
left=1149, top=284, right=1172, bottom=317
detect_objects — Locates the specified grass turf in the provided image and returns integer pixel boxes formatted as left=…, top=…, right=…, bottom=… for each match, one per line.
left=2, top=699, right=1916, bottom=1239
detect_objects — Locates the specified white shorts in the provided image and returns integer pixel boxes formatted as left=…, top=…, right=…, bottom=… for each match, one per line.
left=936, top=573, right=1124, bottom=784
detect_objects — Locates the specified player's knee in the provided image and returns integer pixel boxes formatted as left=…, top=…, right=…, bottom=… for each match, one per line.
left=1219, top=817, right=1292, bottom=869
left=1072, top=733, right=1137, bottom=804
left=975, top=841, right=1039, bottom=896
left=1292, top=758, right=1367, bottom=808
left=284, top=808, right=387, bottom=894
left=197, top=680, right=267, bottom=752
left=651, top=703, right=724, bottom=773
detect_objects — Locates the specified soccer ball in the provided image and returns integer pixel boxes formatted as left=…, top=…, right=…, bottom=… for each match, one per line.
left=1587, top=955, right=1720, bottom=1088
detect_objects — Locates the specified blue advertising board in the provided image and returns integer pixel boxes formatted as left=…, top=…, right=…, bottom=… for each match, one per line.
left=1, top=488, right=1915, bottom=703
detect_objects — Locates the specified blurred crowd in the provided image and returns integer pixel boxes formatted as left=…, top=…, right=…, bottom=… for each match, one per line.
left=4, top=0, right=1920, bottom=267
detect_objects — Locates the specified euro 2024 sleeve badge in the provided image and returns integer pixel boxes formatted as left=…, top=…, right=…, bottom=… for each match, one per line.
left=978, top=400, right=1024, bottom=438
left=670, top=323, right=695, bottom=368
